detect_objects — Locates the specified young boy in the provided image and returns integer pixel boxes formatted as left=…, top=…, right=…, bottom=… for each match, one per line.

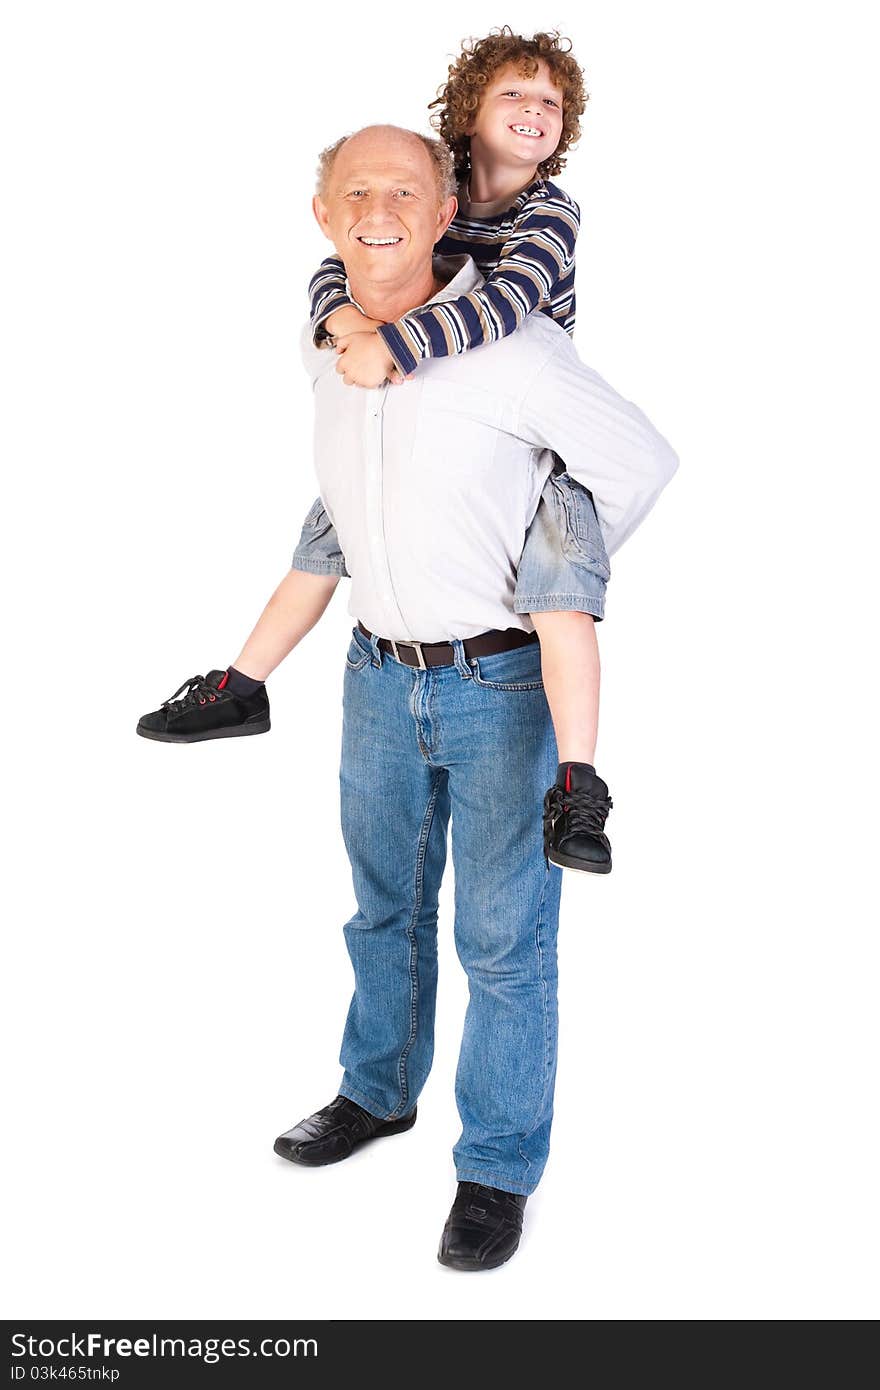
left=138, top=30, right=615, bottom=875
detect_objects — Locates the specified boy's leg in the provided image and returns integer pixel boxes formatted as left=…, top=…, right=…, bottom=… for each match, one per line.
left=137, top=497, right=343, bottom=739
left=136, top=567, right=338, bottom=743
left=530, top=609, right=600, bottom=765
left=231, top=564, right=341, bottom=681
left=137, top=493, right=345, bottom=742
left=137, top=497, right=346, bottom=742
left=515, top=471, right=613, bottom=872
left=233, top=500, right=348, bottom=679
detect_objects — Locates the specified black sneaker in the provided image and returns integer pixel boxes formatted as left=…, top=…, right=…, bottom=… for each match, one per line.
left=136, top=670, right=270, bottom=743
left=543, top=762, right=613, bottom=873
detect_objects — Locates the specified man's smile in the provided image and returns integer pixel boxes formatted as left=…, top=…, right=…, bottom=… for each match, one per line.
left=356, top=235, right=403, bottom=247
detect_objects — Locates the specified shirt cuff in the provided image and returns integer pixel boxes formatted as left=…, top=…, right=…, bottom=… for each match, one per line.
left=378, top=322, right=420, bottom=377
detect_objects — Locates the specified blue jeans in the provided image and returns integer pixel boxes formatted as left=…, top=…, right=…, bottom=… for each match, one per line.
left=337, top=624, right=564, bottom=1196
left=293, top=468, right=610, bottom=620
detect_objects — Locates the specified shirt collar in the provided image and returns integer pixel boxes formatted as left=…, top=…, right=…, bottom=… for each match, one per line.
left=458, top=175, right=547, bottom=220
left=344, top=254, right=484, bottom=318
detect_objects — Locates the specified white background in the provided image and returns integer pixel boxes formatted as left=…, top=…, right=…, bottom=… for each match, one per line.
left=2, top=1, right=877, bottom=1321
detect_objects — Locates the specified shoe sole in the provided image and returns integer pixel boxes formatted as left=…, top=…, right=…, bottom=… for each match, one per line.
left=136, top=717, right=270, bottom=743
left=273, top=1108, right=417, bottom=1167
left=547, top=849, right=611, bottom=873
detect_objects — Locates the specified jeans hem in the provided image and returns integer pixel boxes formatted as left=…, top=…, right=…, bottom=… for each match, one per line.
left=455, top=1167, right=538, bottom=1198
left=291, top=555, right=349, bottom=577
left=514, top=593, right=605, bottom=619
left=337, top=1080, right=395, bottom=1122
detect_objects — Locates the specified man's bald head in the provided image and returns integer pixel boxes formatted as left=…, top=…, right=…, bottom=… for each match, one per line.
left=311, top=123, right=459, bottom=323
left=316, top=125, right=457, bottom=203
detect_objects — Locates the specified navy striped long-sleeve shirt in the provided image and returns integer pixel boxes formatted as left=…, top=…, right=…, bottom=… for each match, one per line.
left=308, top=177, right=580, bottom=376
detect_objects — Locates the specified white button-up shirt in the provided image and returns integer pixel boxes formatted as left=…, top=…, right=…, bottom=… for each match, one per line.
left=300, top=255, right=678, bottom=643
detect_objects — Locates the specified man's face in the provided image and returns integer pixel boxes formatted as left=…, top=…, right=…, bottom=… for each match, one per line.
left=313, top=129, right=457, bottom=290
left=469, top=61, right=565, bottom=174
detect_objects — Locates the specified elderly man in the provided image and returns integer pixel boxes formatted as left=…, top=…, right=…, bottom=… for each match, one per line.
left=268, top=125, right=677, bottom=1270
left=141, top=124, right=676, bottom=1269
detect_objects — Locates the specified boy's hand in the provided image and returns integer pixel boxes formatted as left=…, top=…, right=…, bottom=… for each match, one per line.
left=324, top=306, right=385, bottom=338
left=334, top=331, right=398, bottom=388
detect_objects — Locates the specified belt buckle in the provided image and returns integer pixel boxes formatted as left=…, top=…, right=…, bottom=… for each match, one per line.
left=390, top=638, right=427, bottom=670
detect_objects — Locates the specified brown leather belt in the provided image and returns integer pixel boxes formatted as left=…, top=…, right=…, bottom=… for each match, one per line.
left=357, top=620, right=539, bottom=670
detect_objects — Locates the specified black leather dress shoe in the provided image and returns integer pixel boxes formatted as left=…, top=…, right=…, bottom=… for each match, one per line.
left=273, top=1095, right=417, bottom=1167
left=437, top=1182, right=528, bottom=1271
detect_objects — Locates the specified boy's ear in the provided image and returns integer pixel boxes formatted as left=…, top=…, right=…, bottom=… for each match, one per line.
left=312, top=194, right=333, bottom=240
left=435, top=195, right=458, bottom=243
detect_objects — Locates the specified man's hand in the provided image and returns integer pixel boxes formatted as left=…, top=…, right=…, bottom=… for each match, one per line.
left=334, top=330, right=398, bottom=388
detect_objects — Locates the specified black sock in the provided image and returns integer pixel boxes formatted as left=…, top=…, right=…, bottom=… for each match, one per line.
left=225, top=665, right=264, bottom=697
left=557, top=761, right=595, bottom=780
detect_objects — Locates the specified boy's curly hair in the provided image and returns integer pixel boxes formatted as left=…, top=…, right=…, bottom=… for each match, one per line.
left=429, top=28, right=587, bottom=182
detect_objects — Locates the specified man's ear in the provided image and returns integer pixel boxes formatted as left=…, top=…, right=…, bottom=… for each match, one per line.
left=434, top=195, right=458, bottom=244
left=312, top=194, right=333, bottom=240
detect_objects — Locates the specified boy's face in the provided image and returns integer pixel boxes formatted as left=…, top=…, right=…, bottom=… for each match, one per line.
left=468, top=60, right=565, bottom=175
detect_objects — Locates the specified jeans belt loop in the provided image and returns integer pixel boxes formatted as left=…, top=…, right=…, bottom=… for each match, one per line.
left=390, top=638, right=427, bottom=670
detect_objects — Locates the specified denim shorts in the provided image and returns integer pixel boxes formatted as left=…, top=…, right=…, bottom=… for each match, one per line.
left=513, top=467, right=609, bottom=620
left=292, top=466, right=609, bottom=620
